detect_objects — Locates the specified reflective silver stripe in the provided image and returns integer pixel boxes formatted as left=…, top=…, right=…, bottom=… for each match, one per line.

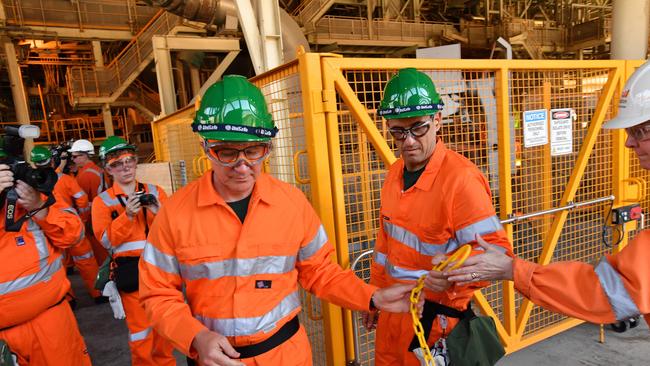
left=180, top=255, right=295, bottom=281
left=73, top=190, right=85, bottom=199
left=594, top=257, right=641, bottom=321
left=372, top=251, right=425, bottom=281
left=73, top=250, right=95, bottom=261
left=143, top=242, right=179, bottom=274
left=27, top=219, right=50, bottom=268
left=100, top=232, right=112, bottom=251
left=298, top=225, right=328, bottom=262
left=373, top=251, right=387, bottom=267
left=455, top=216, right=503, bottom=246
left=98, top=191, right=119, bottom=207
left=195, top=291, right=300, bottom=337
left=384, top=221, right=451, bottom=256
left=79, top=207, right=91, bottom=213
left=114, top=240, right=146, bottom=254
left=86, top=168, right=102, bottom=178
left=146, top=184, right=159, bottom=199
left=128, top=327, right=151, bottom=342
left=0, top=256, right=62, bottom=295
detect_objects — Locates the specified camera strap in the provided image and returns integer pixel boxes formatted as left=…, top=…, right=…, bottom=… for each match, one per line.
left=115, top=183, right=149, bottom=236
left=4, top=189, right=56, bottom=232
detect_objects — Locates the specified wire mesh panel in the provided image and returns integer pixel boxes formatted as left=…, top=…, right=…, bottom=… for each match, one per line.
left=324, top=59, right=622, bottom=363
left=508, top=68, right=615, bottom=337
left=252, top=62, right=325, bottom=366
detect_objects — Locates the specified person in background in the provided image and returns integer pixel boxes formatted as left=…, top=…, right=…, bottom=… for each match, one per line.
left=92, top=136, right=174, bottom=365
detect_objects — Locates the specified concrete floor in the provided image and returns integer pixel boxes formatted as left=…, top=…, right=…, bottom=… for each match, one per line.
left=69, top=271, right=650, bottom=365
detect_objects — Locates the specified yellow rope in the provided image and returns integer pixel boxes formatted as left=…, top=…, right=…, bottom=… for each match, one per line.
left=409, top=244, right=472, bottom=365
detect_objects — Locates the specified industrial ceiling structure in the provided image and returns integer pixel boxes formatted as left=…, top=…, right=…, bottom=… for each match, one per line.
left=0, top=0, right=633, bottom=139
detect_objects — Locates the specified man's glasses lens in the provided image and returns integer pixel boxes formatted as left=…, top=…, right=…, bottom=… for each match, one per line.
left=388, top=121, right=431, bottom=141
left=209, top=144, right=269, bottom=164
left=627, top=123, right=650, bottom=141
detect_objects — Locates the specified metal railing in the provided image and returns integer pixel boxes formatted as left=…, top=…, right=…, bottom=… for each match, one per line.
left=66, top=10, right=179, bottom=103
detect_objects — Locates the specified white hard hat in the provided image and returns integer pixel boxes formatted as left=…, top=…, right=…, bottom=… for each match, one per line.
left=69, top=139, right=95, bottom=155
left=604, top=60, right=650, bottom=129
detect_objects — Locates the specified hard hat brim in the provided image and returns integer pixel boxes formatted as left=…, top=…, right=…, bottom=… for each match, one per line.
left=603, top=114, right=649, bottom=129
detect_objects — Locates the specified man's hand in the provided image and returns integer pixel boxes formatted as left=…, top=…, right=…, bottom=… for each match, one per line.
left=191, top=329, right=244, bottom=366
left=445, top=234, right=514, bottom=285
left=372, top=283, right=423, bottom=314
left=0, top=164, right=14, bottom=192
left=125, top=193, right=142, bottom=219
left=15, top=180, right=44, bottom=212
left=423, top=253, right=451, bottom=292
left=361, top=311, right=379, bottom=331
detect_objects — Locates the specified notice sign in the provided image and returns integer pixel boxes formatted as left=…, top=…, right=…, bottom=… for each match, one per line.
left=550, top=108, right=573, bottom=156
left=523, top=109, right=548, bottom=147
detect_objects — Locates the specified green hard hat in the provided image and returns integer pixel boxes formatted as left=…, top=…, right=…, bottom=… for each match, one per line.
left=379, top=68, right=444, bottom=119
left=99, top=136, right=135, bottom=160
left=30, top=145, right=52, bottom=165
left=191, top=75, right=278, bottom=142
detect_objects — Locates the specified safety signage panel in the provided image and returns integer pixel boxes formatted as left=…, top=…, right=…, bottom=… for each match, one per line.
left=550, top=108, right=573, bottom=156
left=523, top=109, right=548, bottom=147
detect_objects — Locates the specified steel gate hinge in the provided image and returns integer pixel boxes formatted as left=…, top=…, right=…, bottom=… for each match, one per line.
left=321, top=89, right=337, bottom=113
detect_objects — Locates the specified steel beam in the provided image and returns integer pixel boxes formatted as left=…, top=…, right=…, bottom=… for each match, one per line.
left=3, top=26, right=134, bottom=40
left=152, top=36, right=177, bottom=117
left=102, top=104, right=114, bottom=137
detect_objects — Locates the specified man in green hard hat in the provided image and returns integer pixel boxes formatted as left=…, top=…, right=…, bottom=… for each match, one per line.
left=139, top=75, right=421, bottom=366
left=365, top=68, right=513, bottom=365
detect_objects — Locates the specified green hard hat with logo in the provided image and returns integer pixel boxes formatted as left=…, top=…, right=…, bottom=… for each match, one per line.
left=379, top=68, right=444, bottom=119
left=30, top=146, right=52, bottom=165
left=191, top=75, right=278, bottom=142
left=99, top=136, right=135, bottom=160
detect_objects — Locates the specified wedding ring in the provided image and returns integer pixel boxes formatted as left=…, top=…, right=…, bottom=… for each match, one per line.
left=471, top=272, right=479, bottom=280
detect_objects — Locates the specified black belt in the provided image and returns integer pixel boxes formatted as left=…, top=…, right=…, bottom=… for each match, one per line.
left=187, top=315, right=300, bottom=364
left=408, top=300, right=471, bottom=351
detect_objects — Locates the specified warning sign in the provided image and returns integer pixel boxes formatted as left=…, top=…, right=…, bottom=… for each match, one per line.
left=550, top=108, right=573, bottom=156
left=523, top=109, right=548, bottom=147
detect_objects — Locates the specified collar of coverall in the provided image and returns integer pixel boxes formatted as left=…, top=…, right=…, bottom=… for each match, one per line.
left=400, top=138, right=446, bottom=192
left=197, top=170, right=279, bottom=208
left=112, top=178, right=142, bottom=197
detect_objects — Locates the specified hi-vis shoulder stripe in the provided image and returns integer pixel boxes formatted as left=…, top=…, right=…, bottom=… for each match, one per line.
left=594, top=257, right=641, bottom=321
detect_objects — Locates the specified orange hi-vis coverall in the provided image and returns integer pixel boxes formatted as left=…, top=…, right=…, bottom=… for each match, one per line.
left=0, top=199, right=91, bottom=365
left=54, top=172, right=100, bottom=298
left=76, top=160, right=108, bottom=265
left=370, top=142, right=513, bottom=366
left=139, top=172, right=378, bottom=365
left=92, top=181, right=174, bottom=366
left=513, top=229, right=650, bottom=326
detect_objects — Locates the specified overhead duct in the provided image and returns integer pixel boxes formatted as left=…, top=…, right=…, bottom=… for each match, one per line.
left=143, top=0, right=310, bottom=61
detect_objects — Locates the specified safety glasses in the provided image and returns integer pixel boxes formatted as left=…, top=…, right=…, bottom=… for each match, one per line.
left=107, top=154, right=137, bottom=171
left=204, top=142, right=271, bottom=167
left=626, top=121, right=650, bottom=142
left=388, top=119, right=432, bottom=141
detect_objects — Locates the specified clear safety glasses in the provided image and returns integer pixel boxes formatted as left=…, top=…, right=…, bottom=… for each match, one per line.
left=626, top=121, right=650, bottom=142
left=107, top=154, right=137, bottom=171
left=388, top=119, right=432, bottom=141
left=204, top=142, right=271, bottom=167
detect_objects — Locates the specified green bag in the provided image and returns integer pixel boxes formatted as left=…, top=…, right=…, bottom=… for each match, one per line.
left=94, top=256, right=112, bottom=291
left=0, top=340, right=15, bottom=366
left=446, top=307, right=505, bottom=366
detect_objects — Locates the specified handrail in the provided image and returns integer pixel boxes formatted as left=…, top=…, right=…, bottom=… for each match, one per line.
left=107, top=9, right=165, bottom=69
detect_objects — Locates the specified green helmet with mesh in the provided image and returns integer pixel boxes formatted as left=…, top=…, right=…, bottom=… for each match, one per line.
left=30, top=146, right=52, bottom=165
left=191, top=75, right=278, bottom=142
left=98, top=136, right=135, bottom=160
left=379, top=68, right=444, bottom=119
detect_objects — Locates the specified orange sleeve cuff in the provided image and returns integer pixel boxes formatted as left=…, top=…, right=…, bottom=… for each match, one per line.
left=513, top=257, right=538, bottom=298
left=365, top=284, right=380, bottom=311
left=177, top=319, right=208, bottom=358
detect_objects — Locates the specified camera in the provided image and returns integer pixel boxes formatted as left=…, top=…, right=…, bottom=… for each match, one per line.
left=137, top=192, right=157, bottom=206
left=1, top=125, right=57, bottom=194
left=51, top=140, right=73, bottom=174
left=1, top=125, right=58, bottom=231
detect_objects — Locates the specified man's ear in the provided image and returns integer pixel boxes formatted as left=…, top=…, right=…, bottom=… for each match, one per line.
left=433, top=113, right=442, bottom=132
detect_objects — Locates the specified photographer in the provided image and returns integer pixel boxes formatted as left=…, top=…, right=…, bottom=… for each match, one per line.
left=0, top=129, right=90, bottom=365
left=91, top=136, right=174, bottom=366
left=70, top=138, right=108, bottom=265
left=31, top=146, right=103, bottom=303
